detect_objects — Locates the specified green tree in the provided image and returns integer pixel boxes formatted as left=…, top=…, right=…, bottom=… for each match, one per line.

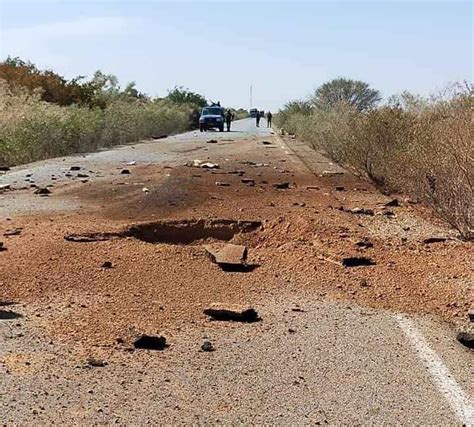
left=166, top=86, right=207, bottom=108
left=312, top=78, right=381, bottom=112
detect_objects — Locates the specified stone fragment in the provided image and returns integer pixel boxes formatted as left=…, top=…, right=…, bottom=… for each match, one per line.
left=203, top=304, right=260, bottom=323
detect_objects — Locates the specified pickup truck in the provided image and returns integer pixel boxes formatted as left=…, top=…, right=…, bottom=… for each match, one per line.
left=199, top=106, right=225, bottom=132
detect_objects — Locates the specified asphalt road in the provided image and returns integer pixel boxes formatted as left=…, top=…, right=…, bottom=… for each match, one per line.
left=0, top=119, right=472, bottom=425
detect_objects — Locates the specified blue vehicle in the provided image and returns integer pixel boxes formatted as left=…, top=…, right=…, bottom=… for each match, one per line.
left=199, top=104, right=225, bottom=132
left=249, top=108, right=258, bottom=118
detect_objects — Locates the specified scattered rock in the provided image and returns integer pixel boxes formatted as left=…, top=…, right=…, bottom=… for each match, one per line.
left=229, top=170, right=245, bottom=176
left=86, top=357, right=107, bottom=367
left=0, top=242, right=5, bottom=252
left=4, top=228, right=22, bottom=236
left=200, top=341, right=216, bottom=352
left=359, top=279, right=371, bottom=287
left=241, top=178, right=255, bottom=186
left=34, top=187, right=51, bottom=196
left=77, top=173, right=89, bottom=178
left=70, top=166, right=81, bottom=171
left=215, top=181, right=230, bottom=187
left=133, top=334, right=168, bottom=350
left=64, top=233, right=114, bottom=243
left=152, top=134, right=168, bottom=140
left=305, top=186, right=320, bottom=190
left=355, top=240, right=374, bottom=249
left=382, top=210, right=396, bottom=218
left=0, top=166, right=10, bottom=172
left=127, top=161, right=137, bottom=166
left=120, top=169, right=131, bottom=175
left=349, top=207, right=374, bottom=216
left=142, top=187, right=149, bottom=193
left=335, top=186, right=345, bottom=191
left=273, top=182, right=290, bottom=190
left=322, top=170, right=343, bottom=176
left=262, top=141, right=273, bottom=145
left=0, top=184, right=10, bottom=193
left=342, top=257, right=376, bottom=267
left=201, top=162, right=220, bottom=169
left=207, top=139, right=218, bottom=144
left=469, top=309, right=474, bottom=323
left=101, top=261, right=113, bottom=269
left=203, top=304, right=260, bottom=323
left=456, top=325, right=474, bottom=349
left=423, top=237, right=447, bottom=244
left=204, top=243, right=248, bottom=268
left=385, top=198, right=400, bottom=207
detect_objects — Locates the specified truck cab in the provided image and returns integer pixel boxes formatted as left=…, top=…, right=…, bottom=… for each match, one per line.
left=199, top=105, right=225, bottom=132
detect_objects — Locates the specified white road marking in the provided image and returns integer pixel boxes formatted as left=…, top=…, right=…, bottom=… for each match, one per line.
left=394, top=314, right=474, bottom=425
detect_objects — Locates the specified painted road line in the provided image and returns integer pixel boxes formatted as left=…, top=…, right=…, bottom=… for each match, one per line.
left=394, top=314, right=474, bottom=425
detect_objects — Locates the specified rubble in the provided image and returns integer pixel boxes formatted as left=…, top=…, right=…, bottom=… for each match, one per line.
left=342, top=257, right=376, bottom=267
left=385, top=198, right=400, bottom=207
left=4, top=228, right=22, bottom=236
left=0, top=242, right=5, bottom=252
left=0, top=184, right=10, bottom=193
left=203, top=304, right=260, bottom=323
left=34, top=187, right=51, bottom=196
left=355, top=240, right=373, bottom=249
left=120, top=169, right=131, bottom=175
left=152, top=134, right=168, bottom=139
left=200, top=341, right=216, bottom=352
left=241, top=178, right=255, bottom=186
left=0, top=165, right=10, bottom=171
left=423, top=237, right=447, bottom=244
left=204, top=243, right=248, bottom=268
left=133, top=334, right=168, bottom=350
left=335, top=186, right=345, bottom=191
left=215, top=182, right=230, bottom=187
left=272, top=182, right=290, bottom=190
left=349, top=207, right=374, bottom=216
left=101, top=261, right=113, bottom=269
left=207, top=139, right=218, bottom=144
left=70, top=166, right=81, bottom=171
left=86, top=357, right=107, bottom=367
left=456, top=325, right=473, bottom=349
left=187, top=160, right=220, bottom=169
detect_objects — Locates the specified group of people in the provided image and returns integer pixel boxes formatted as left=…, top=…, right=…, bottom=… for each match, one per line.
left=255, top=110, right=272, bottom=128
left=222, top=110, right=273, bottom=132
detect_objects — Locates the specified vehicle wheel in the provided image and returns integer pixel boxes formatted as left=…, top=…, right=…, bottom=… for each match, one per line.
left=199, top=125, right=204, bottom=132
left=219, top=125, right=224, bottom=132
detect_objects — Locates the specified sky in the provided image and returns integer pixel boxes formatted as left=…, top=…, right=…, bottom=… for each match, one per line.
left=0, top=0, right=472, bottom=111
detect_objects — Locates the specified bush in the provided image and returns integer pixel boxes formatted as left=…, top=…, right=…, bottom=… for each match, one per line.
left=275, top=83, right=473, bottom=240
left=0, top=81, right=191, bottom=166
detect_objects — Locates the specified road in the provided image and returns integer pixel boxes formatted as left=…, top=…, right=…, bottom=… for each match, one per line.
left=1, top=119, right=473, bottom=424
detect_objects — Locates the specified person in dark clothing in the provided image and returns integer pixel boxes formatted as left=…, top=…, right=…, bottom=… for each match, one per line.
left=225, top=110, right=233, bottom=132
left=256, top=110, right=261, bottom=127
left=266, top=111, right=273, bottom=127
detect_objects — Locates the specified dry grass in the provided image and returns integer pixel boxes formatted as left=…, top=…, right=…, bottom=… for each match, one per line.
left=276, top=84, right=473, bottom=239
left=0, top=80, right=191, bottom=166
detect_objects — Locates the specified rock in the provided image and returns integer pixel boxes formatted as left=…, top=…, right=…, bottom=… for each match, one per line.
left=142, top=187, right=149, bottom=193
left=273, top=182, right=290, bottom=190
left=349, top=207, right=374, bottom=216
left=201, top=341, right=216, bottom=352
left=152, top=134, right=168, bottom=139
left=382, top=210, right=396, bottom=218
left=203, top=304, right=260, bottom=323
left=201, top=162, right=220, bottom=169
left=228, top=170, right=245, bottom=176
left=86, top=357, right=107, bottom=367
left=0, top=166, right=10, bottom=172
left=215, top=181, right=230, bottom=187
left=206, top=139, right=218, bottom=144
left=133, top=334, right=168, bottom=350
left=101, top=261, right=113, bottom=269
left=385, top=198, right=400, bottom=207
left=305, top=186, right=320, bottom=190
left=120, top=169, right=131, bottom=175
left=4, top=228, right=22, bottom=236
left=359, top=279, right=371, bottom=287
left=262, top=141, right=273, bottom=145
left=77, top=173, right=89, bottom=178
left=34, top=187, right=51, bottom=196
left=335, top=186, right=345, bottom=191
left=70, top=166, right=81, bottom=171
left=456, top=325, right=474, bottom=349
left=423, top=237, right=447, bottom=244
left=0, top=184, right=10, bottom=193
left=322, top=170, right=343, bottom=176
left=355, top=240, right=373, bottom=249
left=127, top=161, right=136, bottom=165
left=241, top=178, right=255, bottom=186
left=342, top=257, right=376, bottom=267
left=204, top=243, right=247, bottom=268
left=0, top=242, right=5, bottom=252
left=469, top=309, right=474, bottom=323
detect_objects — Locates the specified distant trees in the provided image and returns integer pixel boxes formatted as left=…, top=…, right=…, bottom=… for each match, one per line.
left=311, top=78, right=381, bottom=112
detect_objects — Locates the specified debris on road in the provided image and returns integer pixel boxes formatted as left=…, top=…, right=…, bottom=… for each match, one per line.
left=204, top=243, right=248, bottom=268
left=322, top=170, right=344, bottom=176
left=0, top=242, right=5, bottom=252
left=215, top=182, right=230, bottom=187
left=142, top=187, right=149, bottom=193
left=207, top=139, right=218, bottom=144
left=348, top=207, right=375, bottom=216
left=241, top=178, right=255, bottom=186
left=203, top=304, right=260, bottom=323
left=456, top=326, right=474, bottom=349
left=4, top=228, right=22, bottom=236
left=86, top=357, right=107, bottom=367
left=120, top=169, right=131, bottom=175
left=186, top=160, right=220, bottom=169
left=229, top=170, right=245, bottom=176
left=423, top=236, right=447, bottom=244
left=70, top=166, right=81, bottom=171
left=355, top=239, right=374, bottom=249
left=101, top=261, right=113, bottom=269
left=0, top=184, right=10, bottom=193
left=272, top=182, right=290, bottom=190
left=305, top=186, right=320, bottom=190
left=200, top=341, right=216, bottom=352
left=133, top=334, right=168, bottom=350
left=469, top=308, right=474, bottom=323
left=0, top=165, right=10, bottom=172
left=262, top=141, right=273, bottom=145
left=34, top=187, right=51, bottom=196
left=335, top=186, right=345, bottom=191
left=127, top=161, right=136, bottom=166
left=64, top=233, right=114, bottom=243
left=77, top=173, right=89, bottom=178
left=385, top=198, right=400, bottom=207
left=342, top=257, right=376, bottom=267
left=152, top=134, right=168, bottom=139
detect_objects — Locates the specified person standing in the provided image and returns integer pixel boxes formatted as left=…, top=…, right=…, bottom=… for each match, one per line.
left=266, top=111, right=273, bottom=127
left=256, top=110, right=261, bottom=127
left=225, top=110, right=233, bottom=132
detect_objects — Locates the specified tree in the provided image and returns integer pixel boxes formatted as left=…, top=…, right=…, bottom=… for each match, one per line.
left=311, top=78, right=381, bottom=112
left=166, top=86, right=207, bottom=108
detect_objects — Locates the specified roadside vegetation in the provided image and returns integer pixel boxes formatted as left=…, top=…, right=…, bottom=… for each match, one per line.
left=276, top=78, right=473, bottom=240
left=0, top=58, right=207, bottom=166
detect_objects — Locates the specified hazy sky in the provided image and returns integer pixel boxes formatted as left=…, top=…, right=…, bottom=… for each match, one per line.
left=0, top=1, right=472, bottom=110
